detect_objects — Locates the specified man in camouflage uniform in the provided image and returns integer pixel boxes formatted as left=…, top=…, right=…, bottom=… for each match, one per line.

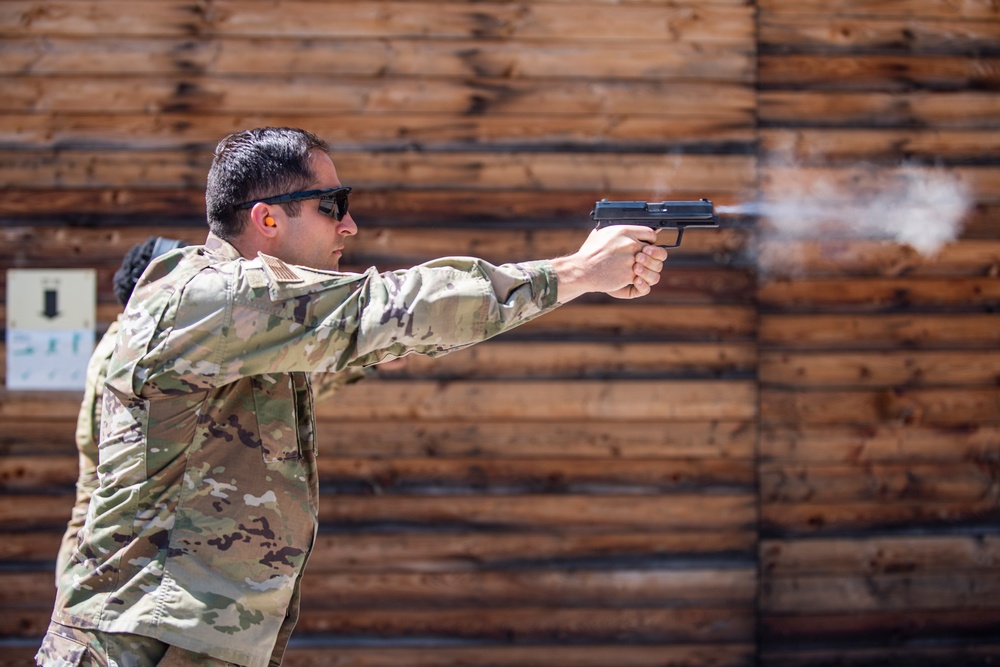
left=38, top=127, right=667, bottom=666
left=57, top=237, right=371, bottom=594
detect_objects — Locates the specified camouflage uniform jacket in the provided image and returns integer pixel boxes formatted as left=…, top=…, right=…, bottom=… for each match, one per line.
left=51, top=234, right=560, bottom=667
left=55, top=321, right=368, bottom=592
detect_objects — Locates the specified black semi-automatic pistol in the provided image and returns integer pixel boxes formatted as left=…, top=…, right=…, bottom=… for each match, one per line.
left=590, top=198, right=718, bottom=248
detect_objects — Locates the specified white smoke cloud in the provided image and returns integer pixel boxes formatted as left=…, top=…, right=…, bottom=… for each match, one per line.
left=875, top=167, right=972, bottom=256
left=719, top=162, right=972, bottom=273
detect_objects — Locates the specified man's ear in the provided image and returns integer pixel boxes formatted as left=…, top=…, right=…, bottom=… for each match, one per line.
left=249, top=203, right=279, bottom=238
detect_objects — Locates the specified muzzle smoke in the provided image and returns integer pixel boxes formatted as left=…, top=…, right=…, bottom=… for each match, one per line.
left=719, top=163, right=972, bottom=273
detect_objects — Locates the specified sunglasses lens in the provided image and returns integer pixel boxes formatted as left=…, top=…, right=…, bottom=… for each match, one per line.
left=336, top=190, right=349, bottom=219
left=319, top=190, right=350, bottom=220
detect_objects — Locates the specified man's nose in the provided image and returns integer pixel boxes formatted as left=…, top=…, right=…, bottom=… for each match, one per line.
left=339, top=212, right=358, bottom=236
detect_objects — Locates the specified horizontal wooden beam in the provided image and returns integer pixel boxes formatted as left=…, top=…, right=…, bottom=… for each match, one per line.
left=761, top=534, right=1000, bottom=575
left=759, top=313, right=1000, bottom=348
left=1, top=76, right=757, bottom=116
left=761, top=386, right=1000, bottom=426
left=759, top=15, right=1000, bottom=53
left=0, top=112, right=757, bottom=151
left=2, top=1, right=754, bottom=40
left=1, top=37, right=754, bottom=81
left=761, top=424, right=1000, bottom=463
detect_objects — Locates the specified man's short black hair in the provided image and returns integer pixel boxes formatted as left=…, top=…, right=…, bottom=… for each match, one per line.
left=205, top=127, right=330, bottom=240
left=112, top=237, right=186, bottom=306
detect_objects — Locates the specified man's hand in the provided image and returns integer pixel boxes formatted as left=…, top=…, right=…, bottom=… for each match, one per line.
left=606, top=242, right=667, bottom=300
left=550, top=225, right=668, bottom=303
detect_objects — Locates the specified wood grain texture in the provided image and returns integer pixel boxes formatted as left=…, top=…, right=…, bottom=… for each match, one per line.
left=3, top=0, right=1000, bottom=664
left=756, top=0, right=1000, bottom=662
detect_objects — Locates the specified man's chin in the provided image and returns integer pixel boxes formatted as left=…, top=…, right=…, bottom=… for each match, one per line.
left=328, top=251, right=342, bottom=271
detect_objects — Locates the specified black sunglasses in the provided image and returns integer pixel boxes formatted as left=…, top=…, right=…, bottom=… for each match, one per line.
left=234, top=186, right=352, bottom=221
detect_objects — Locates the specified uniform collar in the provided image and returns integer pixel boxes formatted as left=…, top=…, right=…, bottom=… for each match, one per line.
left=204, top=232, right=244, bottom=261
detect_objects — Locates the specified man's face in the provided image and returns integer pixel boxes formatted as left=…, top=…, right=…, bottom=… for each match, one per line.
left=275, top=152, right=357, bottom=271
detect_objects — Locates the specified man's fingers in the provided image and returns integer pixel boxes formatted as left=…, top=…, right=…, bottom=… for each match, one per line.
left=633, top=245, right=666, bottom=287
left=633, top=263, right=660, bottom=287
left=635, top=255, right=664, bottom=276
left=629, top=278, right=651, bottom=298
left=642, top=244, right=669, bottom=261
left=638, top=246, right=667, bottom=266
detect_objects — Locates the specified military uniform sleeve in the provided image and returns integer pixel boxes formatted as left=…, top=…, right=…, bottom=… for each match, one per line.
left=136, top=254, right=559, bottom=391
left=309, top=367, right=373, bottom=404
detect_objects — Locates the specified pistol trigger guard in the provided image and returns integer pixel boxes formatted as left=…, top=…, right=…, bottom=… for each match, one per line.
left=656, top=228, right=683, bottom=249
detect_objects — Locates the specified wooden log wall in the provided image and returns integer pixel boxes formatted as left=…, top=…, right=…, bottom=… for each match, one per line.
left=0, top=1, right=997, bottom=666
left=756, top=0, right=1000, bottom=665
left=0, top=1, right=759, bottom=666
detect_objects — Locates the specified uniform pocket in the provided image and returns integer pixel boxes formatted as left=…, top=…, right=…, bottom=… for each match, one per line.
left=35, top=625, right=88, bottom=667
left=250, top=374, right=302, bottom=463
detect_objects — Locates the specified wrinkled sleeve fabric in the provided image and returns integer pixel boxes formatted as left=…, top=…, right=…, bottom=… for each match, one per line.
left=132, top=255, right=559, bottom=395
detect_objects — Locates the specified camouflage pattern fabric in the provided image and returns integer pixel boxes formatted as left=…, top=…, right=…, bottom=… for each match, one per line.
left=309, top=365, right=372, bottom=404
left=49, top=234, right=559, bottom=667
left=55, top=319, right=367, bottom=591
left=56, top=318, right=121, bottom=587
left=36, top=620, right=238, bottom=666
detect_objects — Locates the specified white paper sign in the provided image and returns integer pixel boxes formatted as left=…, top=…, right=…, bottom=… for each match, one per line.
left=6, top=269, right=96, bottom=391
